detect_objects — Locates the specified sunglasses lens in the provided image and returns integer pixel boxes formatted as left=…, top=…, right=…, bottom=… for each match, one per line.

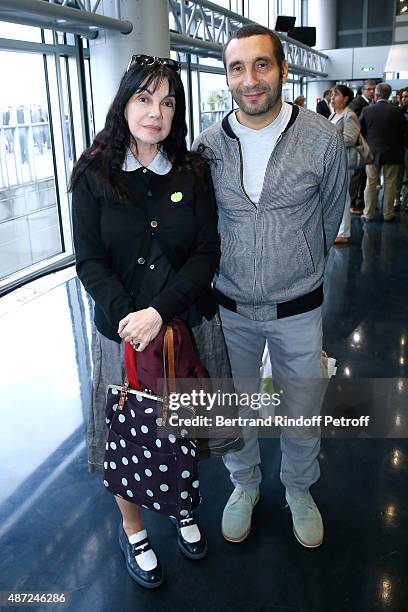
left=164, top=59, right=181, bottom=71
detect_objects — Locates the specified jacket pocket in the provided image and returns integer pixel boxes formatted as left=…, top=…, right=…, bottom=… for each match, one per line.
left=297, top=228, right=316, bottom=276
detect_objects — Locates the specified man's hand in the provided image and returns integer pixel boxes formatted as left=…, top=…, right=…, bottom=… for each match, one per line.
left=118, top=307, right=163, bottom=351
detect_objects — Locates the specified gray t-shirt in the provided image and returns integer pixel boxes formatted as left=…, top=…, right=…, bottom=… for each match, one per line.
left=228, top=101, right=292, bottom=204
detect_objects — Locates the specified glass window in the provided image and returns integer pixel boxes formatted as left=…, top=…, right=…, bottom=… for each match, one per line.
left=269, top=0, right=278, bottom=28
left=230, top=0, right=243, bottom=13
left=0, top=22, right=42, bottom=43
left=199, top=71, right=232, bottom=132
left=0, top=51, right=62, bottom=281
left=211, top=0, right=231, bottom=8
left=279, top=0, right=294, bottom=16
left=248, top=0, right=269, bottom=26
left=282, top=82, right=294, bottom=102
left=43, top=29, right=54, bottom=45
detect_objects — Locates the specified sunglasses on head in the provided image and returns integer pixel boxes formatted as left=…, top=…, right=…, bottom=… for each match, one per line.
left=126, top=54, right=181, bottom=73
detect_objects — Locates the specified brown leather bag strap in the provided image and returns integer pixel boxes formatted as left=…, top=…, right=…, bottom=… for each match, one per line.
left=165, top=326, right=176, bottom=386
left=162, top=325, right=176, bottom=424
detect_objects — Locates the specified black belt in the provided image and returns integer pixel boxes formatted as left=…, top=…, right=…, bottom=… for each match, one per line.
left=214, top=284, right=323, bottom=319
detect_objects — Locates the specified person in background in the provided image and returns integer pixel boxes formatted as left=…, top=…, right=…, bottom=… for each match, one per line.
left=348, top=80, right=376, bottom=214
left=329, top=85, right=361, bottom=245
left=293, top=95, right=305, bottom=107
left=316, top=89, right=331, bottom=118
left=70, top=55, right=225, bottom=589
left=395, top=87, right=408, bottom=211
left=360, top=82, right=407, bottom=222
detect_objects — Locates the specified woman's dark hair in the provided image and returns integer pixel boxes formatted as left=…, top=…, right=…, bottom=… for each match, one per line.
left=333, top=84, right=354, bottom=107
left=69, top=62, right=205, bottom=201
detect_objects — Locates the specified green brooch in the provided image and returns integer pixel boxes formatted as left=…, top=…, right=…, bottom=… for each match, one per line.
left=170, top=191, right=183, bottom=203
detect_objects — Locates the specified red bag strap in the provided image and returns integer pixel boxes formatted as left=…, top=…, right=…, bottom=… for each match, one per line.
left=123, top=341, right=141, bottom=390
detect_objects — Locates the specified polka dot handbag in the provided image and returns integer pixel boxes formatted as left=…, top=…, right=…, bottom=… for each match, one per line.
left=103, top=327, right=200, bottom=519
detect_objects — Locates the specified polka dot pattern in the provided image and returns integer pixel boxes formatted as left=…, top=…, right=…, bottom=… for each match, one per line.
left=103, top=389, right=200, bottom=518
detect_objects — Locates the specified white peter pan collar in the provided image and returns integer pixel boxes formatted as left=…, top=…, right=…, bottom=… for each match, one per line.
left=122, top=148, right=172, bottom=175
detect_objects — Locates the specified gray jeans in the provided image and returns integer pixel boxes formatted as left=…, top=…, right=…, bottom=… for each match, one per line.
left=220, top=305, right=323, bottom=497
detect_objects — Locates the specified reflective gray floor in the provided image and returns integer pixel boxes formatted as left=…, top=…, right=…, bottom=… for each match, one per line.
left=0, top=213, right=407, bottom=612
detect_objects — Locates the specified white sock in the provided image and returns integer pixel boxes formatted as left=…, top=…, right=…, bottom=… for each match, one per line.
left=127, top=528, right=158, bottom=571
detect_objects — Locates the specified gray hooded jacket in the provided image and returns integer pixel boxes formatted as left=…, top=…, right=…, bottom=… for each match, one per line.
left=193, top=104, right=347, bottom=321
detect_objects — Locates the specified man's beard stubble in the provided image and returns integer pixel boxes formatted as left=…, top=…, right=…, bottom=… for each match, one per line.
left=232, top=78, right=283, bottom=116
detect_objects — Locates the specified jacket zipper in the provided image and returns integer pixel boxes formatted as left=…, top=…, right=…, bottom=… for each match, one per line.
left=237, top=132, right=285, bottom=313
left=236, top=138, right=257, bottom=209
left=236, top=138, right=258, bottom=314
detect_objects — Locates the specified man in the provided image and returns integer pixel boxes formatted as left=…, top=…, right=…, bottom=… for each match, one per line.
left=360, top=83, right=407, bottom=222
left=194, top=25, right=346, bottom=548
left=395, top=87, right=408, bottom=210
left=316, top=89, right=331, bottom=118
left=348, top=80, right=376, bottom=214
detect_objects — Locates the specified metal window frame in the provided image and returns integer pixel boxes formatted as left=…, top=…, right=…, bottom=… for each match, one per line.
left=0, top=33, right=90, bottom=295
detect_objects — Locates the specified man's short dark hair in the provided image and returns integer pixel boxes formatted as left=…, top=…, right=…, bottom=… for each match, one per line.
left=323, top=89, right=331, bottom=97
left=362, top=79, right=377, bottom=89
left=375, top=82, right=392, bottom=100
left=222, top=24, right=285, bottom=72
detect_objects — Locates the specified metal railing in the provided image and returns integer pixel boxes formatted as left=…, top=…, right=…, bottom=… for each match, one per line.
left=0, top=0, right=328, bottom=76
left=169, top=0, right=328, bottom=77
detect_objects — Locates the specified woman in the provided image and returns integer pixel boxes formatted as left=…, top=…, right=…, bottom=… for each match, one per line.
left=70, top=55, right=226, bottom=589
left=329, top=85, right=361, bottom=244
left=293, top=95, right=305, bottom=107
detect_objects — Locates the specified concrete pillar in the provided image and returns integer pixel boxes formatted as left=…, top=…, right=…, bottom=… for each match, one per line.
left=90, top=0, right=170, bottom=132
left=306, top=0, right=336, bottom=111
left=308, top=0, right=336, bottom=51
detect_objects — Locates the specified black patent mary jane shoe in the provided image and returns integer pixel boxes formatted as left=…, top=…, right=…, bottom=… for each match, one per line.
left=118, top=523, right=164, bottom=589
left=171, top=515, right=208, bottom=560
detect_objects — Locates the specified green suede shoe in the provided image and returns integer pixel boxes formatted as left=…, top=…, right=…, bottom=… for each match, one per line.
left=286, top=491, right=324, bottom=548
left=222, top=486, right=260, bottom=543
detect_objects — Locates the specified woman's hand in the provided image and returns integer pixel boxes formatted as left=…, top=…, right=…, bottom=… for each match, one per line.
left=118, top=307, right=163, bottom=351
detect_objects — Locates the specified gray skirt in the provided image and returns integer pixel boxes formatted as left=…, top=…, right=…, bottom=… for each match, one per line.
left=88, top=313, right=231, bottom=474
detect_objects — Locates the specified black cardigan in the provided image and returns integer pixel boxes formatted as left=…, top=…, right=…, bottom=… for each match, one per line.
left=72, top=160, right=220, bottom=342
